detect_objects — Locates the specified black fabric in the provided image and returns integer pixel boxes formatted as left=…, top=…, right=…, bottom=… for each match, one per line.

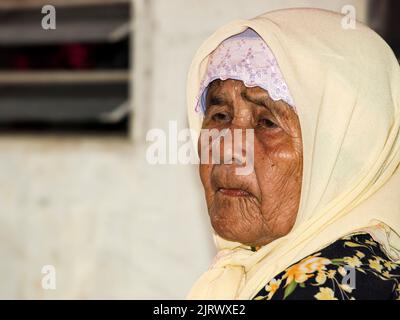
left=253, top=233, right=400, bottom=300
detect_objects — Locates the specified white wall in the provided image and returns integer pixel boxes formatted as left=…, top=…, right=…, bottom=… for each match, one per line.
left=0, top=137, right=212, bottom=299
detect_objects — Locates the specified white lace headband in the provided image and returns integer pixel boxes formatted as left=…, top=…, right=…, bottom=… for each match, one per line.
left=196, top=28, right=295, bottom=113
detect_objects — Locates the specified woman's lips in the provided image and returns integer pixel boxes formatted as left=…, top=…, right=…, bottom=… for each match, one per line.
left=217, top=188, right=252, bottom=197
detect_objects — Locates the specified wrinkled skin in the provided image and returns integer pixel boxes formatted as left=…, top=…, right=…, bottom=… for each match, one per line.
left=199, top=79, right=303, bottom=247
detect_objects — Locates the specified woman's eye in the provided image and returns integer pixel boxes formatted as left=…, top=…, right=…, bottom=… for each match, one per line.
left=211, top=112, right=231, bottom=123
left=258, top=118, right=278, bottom=129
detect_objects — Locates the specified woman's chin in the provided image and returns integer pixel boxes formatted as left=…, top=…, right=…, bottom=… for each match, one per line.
left=210, top=212, right=261, bottom=245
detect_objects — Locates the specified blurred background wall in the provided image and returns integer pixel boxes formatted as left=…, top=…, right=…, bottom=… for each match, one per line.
left=0, top=0, right=397, bottom=299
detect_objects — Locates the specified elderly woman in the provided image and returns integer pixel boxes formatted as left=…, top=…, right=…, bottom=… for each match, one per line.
left=186, top=9, right=400, bottom=300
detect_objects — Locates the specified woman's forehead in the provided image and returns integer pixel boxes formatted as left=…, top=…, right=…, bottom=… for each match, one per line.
left=205, top=79, right=296, bottom=119
left=207, top=79, right=269, bottom=97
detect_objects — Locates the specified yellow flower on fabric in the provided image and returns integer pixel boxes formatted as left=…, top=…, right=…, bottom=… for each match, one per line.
left=365, top=239, right=377, bottom=246
left=369, top=258, right=383, bottom=272
left=344, top=256, right=362, bottom=268
left=338, top=266, right=347, bottom=277
left=382, top=271, right=390, bottom=278
left=327, top=270, right=336, bottom=279
left=314, top=287, right=338, bottom=300
left=283, top=255, right=331, bottom=286
left=383, top=260, right=398, bottom=271
left=264, top=278, right=281, bottom=299
left=340, top=284, right=353, bottom=293
left=315, top=271, right=327, bottom=285
left=355, top=251, right=365, bottom=258
left=344, top=241, right=363, bottom=248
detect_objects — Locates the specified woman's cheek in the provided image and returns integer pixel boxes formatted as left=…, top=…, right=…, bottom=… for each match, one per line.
left=256, top=131, right=300, bottom=163
left=254, top=139, right=301, bottom=197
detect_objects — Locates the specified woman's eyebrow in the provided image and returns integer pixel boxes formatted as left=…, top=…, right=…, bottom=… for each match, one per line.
left=204, top=93, right=229, bottom=115
left=208, top=94, right=226, bottom=106
left=241, top=90, right=266, bottom=104
left=206, top=90, right=231, bottom=107
left=241, top=91, right=280, bottom=115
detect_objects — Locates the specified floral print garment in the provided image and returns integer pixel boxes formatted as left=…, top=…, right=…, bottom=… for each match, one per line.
left=253, top=233, right=400, bottom=300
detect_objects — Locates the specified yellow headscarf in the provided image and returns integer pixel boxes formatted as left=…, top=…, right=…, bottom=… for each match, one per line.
left=186, top=8, right=400, bottom=300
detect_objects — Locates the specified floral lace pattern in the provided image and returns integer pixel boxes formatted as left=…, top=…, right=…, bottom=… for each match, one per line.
left=253, top=233, right=400, bottom=300
left=196, top=28, right=295, bottom=113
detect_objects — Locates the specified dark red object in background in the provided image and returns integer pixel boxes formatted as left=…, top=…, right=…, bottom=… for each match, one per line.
left=1, top=40, right=129, bottom=71
left=52, top=44, right=94, bottom=70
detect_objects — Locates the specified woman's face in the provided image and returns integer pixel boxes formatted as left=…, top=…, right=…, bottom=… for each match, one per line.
left=199, top=79, right=303, bottom=247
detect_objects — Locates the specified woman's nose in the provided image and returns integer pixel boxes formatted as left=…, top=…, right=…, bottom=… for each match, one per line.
left=217, top=127, right=251, bottom=166
left=231, top=109, right=253, bottom=128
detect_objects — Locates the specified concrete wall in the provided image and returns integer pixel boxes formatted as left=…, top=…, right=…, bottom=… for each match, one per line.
left=0, top=136, right=212, bottom=299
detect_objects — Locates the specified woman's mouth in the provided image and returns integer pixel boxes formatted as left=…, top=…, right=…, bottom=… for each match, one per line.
left=217, top=188, right=252, bottom=197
